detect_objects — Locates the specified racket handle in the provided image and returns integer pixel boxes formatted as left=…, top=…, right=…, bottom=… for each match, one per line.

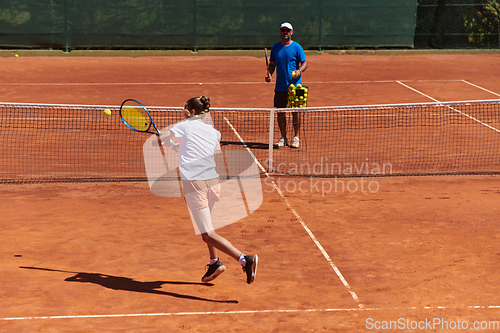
left=156, top=136, right=166, bottom=156
left=156, top=135, right=172, bottom=173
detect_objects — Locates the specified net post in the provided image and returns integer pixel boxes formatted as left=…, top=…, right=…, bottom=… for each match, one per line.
left=268, top=108, right=275, bottom=173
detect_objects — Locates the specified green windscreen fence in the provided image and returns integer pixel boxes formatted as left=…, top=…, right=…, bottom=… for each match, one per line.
left=0, top=0, right=417, bottom=50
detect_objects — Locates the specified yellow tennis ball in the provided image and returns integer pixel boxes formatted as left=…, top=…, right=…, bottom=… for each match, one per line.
left=103, top=109, right=111, bottom=116
left=15, top=54, right=18, bottom=58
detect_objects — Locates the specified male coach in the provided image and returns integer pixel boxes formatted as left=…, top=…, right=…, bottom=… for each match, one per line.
left=265, top=22, right=308, bottom=148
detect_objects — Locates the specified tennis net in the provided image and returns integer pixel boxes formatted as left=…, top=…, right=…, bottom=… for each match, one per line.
left=1, top=100, right=500, bottom=183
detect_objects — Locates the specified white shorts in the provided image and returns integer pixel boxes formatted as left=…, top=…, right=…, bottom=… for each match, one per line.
left=182, top=178, right=221, bottom=234
left=182, top=178, right=221, bottom=211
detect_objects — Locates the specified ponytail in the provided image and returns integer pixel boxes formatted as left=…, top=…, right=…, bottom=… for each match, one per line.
left=184, top=96, right=211, bottom=118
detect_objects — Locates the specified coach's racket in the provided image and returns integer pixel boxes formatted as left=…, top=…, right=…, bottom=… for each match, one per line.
left=265, top=48, right=271, bottom=78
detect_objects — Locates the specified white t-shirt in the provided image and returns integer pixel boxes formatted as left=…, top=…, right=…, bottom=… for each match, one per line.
left=170, top=118, right=221, bottom=180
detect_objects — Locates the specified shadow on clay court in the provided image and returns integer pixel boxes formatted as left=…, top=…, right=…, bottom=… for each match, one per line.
left=220, top=141, right=269, bottom=149
left=20, top=266, right=238, bottom=304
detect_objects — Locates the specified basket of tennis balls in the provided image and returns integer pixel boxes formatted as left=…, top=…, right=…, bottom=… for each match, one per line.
left=287, top=84, right=309, bottom=108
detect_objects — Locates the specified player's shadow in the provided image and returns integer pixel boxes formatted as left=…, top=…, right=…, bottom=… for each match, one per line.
left=20, top=266, right=238, bottom=304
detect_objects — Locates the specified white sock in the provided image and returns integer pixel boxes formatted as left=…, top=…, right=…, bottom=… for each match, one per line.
left=210, top=258, right=218, bottom=265
left=238, top=253, right=247, bottom=267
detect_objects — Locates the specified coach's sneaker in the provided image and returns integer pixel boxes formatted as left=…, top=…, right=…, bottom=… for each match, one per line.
left=201, top=260, right=226, bottom=283
left=243, top=255, right=258, bottom=284
left=290, top=137, right=300, bottom=148
left=274, top=137, right=288, bottom=147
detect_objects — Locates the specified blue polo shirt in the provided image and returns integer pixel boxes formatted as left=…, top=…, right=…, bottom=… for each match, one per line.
left=270, top=41, right=307, bottom=92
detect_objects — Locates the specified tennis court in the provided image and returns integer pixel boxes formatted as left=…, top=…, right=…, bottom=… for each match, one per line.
left=1, top=52, right=500, bottom=332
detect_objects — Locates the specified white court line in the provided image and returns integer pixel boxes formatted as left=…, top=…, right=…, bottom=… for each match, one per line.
left=0, top=82, right=257, bottom=86
left=397, top=81, right=500, bottom=134
left=462, top=80, right=500, bottom=98
left=223, top=117, right=363, bottom=308
left=309, top=79, right=464, bottom=85
left=396, top=81, right=440, bottom=103
left=2, top=305, right=500, bottom=321
left=0, top=79, right=463, bottom=86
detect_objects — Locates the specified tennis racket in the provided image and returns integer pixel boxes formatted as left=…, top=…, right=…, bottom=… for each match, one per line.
left=120, top=99, right=161, bottom=136
left=119, top=99, right=171, bottom=169
left=265, top=48, right=270, bottom=78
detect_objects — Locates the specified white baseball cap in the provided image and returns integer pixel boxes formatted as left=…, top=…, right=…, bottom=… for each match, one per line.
left=280, top=22, right=293, bottom=30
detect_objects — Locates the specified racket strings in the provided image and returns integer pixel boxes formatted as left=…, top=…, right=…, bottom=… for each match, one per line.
left=121, top=102, right=151, bottom=132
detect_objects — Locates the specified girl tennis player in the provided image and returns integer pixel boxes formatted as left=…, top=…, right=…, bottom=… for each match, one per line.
left=167, top=96, right=258, bottom=284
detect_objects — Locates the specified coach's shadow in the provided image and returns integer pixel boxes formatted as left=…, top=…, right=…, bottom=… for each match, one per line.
left=21, top=266, right=238, bottom=304
left=220, top=140, right=269, bottom=149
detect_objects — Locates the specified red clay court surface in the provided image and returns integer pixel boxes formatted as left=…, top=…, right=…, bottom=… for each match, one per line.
left=1, top=52, right=500, bottom=332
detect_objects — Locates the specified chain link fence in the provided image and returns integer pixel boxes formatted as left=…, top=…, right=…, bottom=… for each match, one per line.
left=415, top=0, right=500, bottom=49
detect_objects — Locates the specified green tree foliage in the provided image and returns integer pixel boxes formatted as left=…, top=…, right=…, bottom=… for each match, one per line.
left=416, top=0, right=500, bottom=48
left=463, top=0, right=500, bottom=47
left=484, top=0, right=500, bottom=46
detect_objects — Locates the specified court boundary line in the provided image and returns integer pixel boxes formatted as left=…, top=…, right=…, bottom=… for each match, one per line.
left=2, top=305, right=500, bottom=321
left=223, top=116, right=363, bottom=308
left=397, top=81, right=500, bottom=134
left=396, top=81, right=441, bottom=103
left=0, top=79, right=463, bottom=86
left=462, top=80, right=500, bottom=98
